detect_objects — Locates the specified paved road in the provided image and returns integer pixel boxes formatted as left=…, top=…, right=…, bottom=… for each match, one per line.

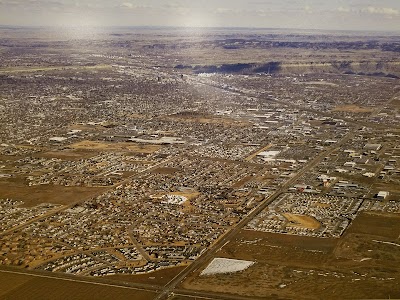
left=127, top=225, right=153, bottom=261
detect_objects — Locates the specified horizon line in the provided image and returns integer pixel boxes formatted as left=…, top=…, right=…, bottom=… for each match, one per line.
left=0, top=24, right=399, bottom=35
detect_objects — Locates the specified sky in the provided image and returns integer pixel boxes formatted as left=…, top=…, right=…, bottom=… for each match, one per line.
left=0, top=0, right=399, bottom=31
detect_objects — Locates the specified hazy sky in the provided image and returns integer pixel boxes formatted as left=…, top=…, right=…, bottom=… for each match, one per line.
left=0, top=0, right=399, bottom=31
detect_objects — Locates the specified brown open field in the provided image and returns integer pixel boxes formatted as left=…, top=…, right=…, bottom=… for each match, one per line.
left=0, top=272, right=32, bottom=297
left=170, top=191, right=200, bottom=200
left=301, top=81, right=339, bottom=87
left=391, top=99, right=400, bottom=108
left=312, top=202, right=331, bottom=208
left=181, top=227, right=400, bottom=299
left=370, top=182, right=400, bottom=198
left=150, top=167, right=181, bottom=174
left=36, top=150, right=98, bottom=161
left=0, top=64, right=111, bottom=74
left=0, top=179, right=105, bottom=207
left=332, top=105, right=374, bottom=113
left=68, top=141, right=161, bottom=154
left=282, top=213, right=321, bottom=230
left=345, top=211, right=400, bottom=239
left=216, top=230, right=338, bottom=262
left=164, top=114, right=251, bottom=127
left=108, top=266, right=186, bottom=286
left=335, top=232, right=400, bottom=264
left=183, top=260, right=399, bottom=300
left=0, top=271, right=157, bottom=300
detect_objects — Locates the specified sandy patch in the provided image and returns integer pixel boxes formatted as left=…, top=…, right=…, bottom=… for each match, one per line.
left=283, top=213, right=321, bottom=230
left=201, top=258, right=254, bottom=276
left=332, top=105, right=374, bottom=113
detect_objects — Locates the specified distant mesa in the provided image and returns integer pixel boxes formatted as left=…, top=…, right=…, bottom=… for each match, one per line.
left=175, top=60, right=400, bottom=78
left=176, top=62, right=282, bottom=75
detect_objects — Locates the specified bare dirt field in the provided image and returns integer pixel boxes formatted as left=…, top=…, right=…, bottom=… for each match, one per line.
left=0, top=64, right=111, bottom=74
left=0, top=272, right=32, bottom=298
left=170, top=191, right=200, bottom=200
left=169, top=296, right=193, bottom=300
left=108, top=266, right=186, bottom=286
left=0, top=179, right=105, bottom=207
left=68, top=141, right=161, bottom=154
left=181, top=225, right=400, bottom=299
left=282, top=213, right=321, bottom=230
left=345, top=211, right=400, bottom=239
left=150, top=167, right=181, bottom=174
left=164, top=114, right=251, bottom=127
left=217, top=230, right=338, bottom=261
left=36, top=150, right=98, bottom=161
left=312, top=202, right=331, bottom=208
left=370, top=183, right=400, bottom=200
left=0, top=271, right=156, bottom=300
left=302, top=81, right=339, bottom=86
left=332, top=105, right=374, bottom=113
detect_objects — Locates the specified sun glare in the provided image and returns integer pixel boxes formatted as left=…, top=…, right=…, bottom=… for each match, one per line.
left=54, top=14, right=102, bottom=39
left=179, top=12, right=217, bottom=29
